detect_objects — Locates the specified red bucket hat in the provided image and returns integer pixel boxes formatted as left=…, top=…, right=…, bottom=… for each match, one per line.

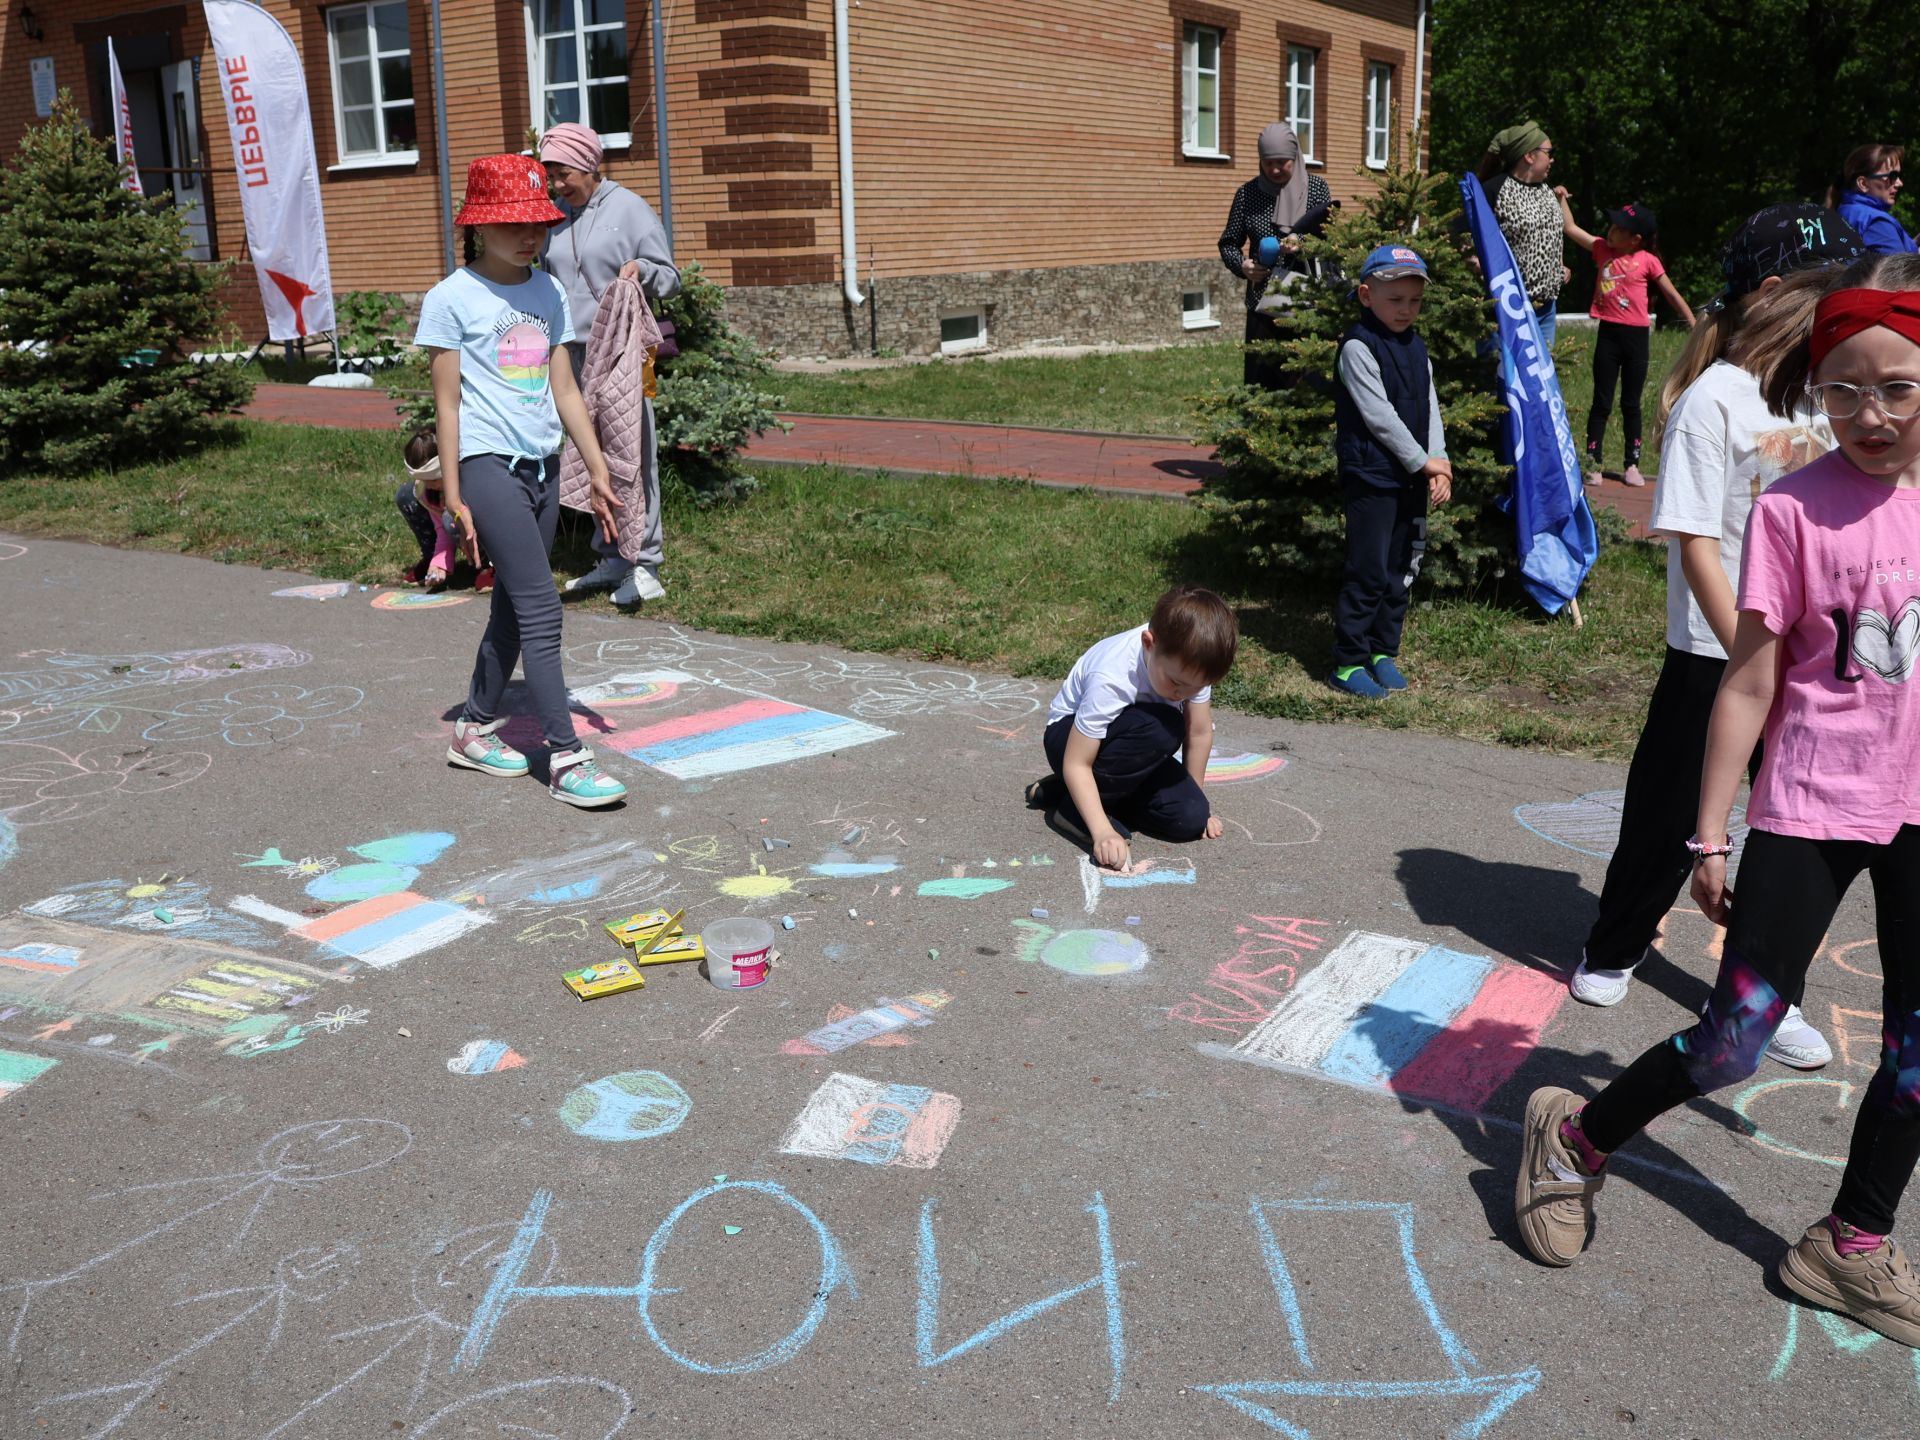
left=455, top=154, right=565, bottom=226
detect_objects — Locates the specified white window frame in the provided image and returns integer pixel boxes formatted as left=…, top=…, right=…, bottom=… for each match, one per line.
left=526, top=0, right=631, bottom=150
left=325, top=1, right=417, bottom=165
left=1365, top=61, right=1393, bottom=169
left=1181, top=286, right=1217, bottom=330
left=1181, top=23, right=1224, bottom=159
left=939, top=308, right=988, bottom=355
left=1286, top=45, right=1318, bottom=163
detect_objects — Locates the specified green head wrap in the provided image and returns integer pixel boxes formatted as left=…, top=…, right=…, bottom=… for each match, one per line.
left=1488, top=121, right=1549, bottom=170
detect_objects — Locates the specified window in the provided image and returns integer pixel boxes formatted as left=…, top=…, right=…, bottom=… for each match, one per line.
left=1365, top=61, right=1393, bottom=168
left=1182, top=23, right=1223, bottom=157
left=529, top=0, right=630, bottom=145
left=1285, top=46, right=1317, bottom=161
left=939, top=309, right=987, bottom=354
left=326, top=2, right=416, bottom=162
left=1182, top=287, right=1216, bottom=329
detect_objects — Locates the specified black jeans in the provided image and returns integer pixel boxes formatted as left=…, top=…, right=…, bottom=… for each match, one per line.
left=1582, top=647, right=1761, bottom=967
left=458, top=453, right=578, bottom=752
left=1043, top=706, right=1210, bottom=841
left=1586, top=321, right=1652, bottom=468
left=1244, top=308, right=1286, bottom=389
left=1331, top=480, right=1427, bottom=669
left=1581, top=826, right=1920, bottom=1234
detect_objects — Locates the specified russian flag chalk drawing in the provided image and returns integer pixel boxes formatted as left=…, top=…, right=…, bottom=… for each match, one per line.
left=1211, top=930, right=1567, bottom=1116
left=602, top=698, right=892, bottom=780
left=230, top=891, right=491, bottom=970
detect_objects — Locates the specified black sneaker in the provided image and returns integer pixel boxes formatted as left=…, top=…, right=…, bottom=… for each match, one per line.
left=1024, top=774, right=1063, bottom=810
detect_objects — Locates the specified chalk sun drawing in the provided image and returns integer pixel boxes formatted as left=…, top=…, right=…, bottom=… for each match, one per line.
left=1012, top=919, right=1151, bottom=977
left=717, top=859, right=800, bottom=899
left=372, top=591, right=470, bottom=609
left=1197, top=1198, right=1540, bottom=1438
left=448, top=1039, right=527, bottom=1074
left=778, top=1071, right=962, bottom=1168
left=0, top=742, right=212, bottom=825
left=1201, top=929, right=1568, bottom=1117
left=559, top=1070, right=691, bottom=1141
left=22, top=876, right=271, bottom=947
left=272, top=581, right=354, bottom=600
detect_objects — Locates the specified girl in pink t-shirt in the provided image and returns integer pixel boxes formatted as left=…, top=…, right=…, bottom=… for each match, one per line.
left=1512, top=254, right=1920, bottom=1345
left=1557, top=193, right=1697, bottom=487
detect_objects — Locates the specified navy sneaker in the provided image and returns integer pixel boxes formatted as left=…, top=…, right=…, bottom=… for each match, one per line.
left=1328, top=667, right=1388, bottom=699
left=1369, top=656, right=1408, bottom=690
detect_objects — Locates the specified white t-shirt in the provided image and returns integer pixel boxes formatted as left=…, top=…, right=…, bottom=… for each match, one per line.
left=1046, top=624, right=1211, bottom=739
left=414, top=267, right=575, bottom=461
left=1649, top=361, right=1833, bottom=659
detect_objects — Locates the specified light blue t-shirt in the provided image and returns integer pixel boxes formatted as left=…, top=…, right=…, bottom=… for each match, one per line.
left=414, top=267, right=575, bottom=461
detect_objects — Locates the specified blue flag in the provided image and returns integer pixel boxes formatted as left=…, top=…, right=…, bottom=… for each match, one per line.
left=1459, top=174, right=1597, bottom=614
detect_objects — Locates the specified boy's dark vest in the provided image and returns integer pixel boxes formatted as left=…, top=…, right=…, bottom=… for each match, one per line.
left=1334, top=313, right=1431, bottom=491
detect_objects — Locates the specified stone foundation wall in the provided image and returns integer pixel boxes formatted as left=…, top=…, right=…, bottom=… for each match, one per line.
left=722, top=257, right=1236, bottom=359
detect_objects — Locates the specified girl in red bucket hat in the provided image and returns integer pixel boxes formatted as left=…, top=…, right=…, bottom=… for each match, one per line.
left=412, top=153, right=629, bottom=808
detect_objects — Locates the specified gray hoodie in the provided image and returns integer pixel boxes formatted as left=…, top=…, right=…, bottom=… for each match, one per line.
left=544, top=179, right=680, bottom=338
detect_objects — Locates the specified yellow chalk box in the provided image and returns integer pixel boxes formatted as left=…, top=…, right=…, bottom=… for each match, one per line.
left=604, top=910, right=682, bottom=946
left=563, top=959, right=648, bottom=1001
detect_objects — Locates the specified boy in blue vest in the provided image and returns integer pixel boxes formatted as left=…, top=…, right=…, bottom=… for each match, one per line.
left=1329, top=244, right=1452, bottom=698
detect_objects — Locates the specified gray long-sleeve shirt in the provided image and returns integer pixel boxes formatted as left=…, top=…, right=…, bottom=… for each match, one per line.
left=1336, top=339, right=1447, bottom=472
left=543, top=179, right=680, bottom=339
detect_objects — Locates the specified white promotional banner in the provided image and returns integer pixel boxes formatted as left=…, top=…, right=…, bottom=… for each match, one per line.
left=107, top=39, right=143, bottom=194
left=202, top=0, right=334, bottom=339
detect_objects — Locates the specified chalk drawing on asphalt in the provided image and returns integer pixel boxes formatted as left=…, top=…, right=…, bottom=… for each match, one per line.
left=448, top=1039, right=528, bottom=1074
left=0, top=741, right=212, bottom=824
left=558, top=1071, right=691, bottom=1141
left=1012, top=919, right=1151, bottom=977
left=1204, top=749, right=1287, bottom=784
left=779, top=1071, right=962, bottom=1169
left=1078, top=854, right=1196, bottom=912
left=1515, top=788, right=1749, bottom=877
left=783, top=991, right=953, bottom=1055
left=141, top=683, right=365, bottom=747
left=272, top=582, right=354, bottom=600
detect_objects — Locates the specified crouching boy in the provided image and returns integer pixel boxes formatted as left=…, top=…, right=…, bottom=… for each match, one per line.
left=1026, top=584, right=1238, bottom=872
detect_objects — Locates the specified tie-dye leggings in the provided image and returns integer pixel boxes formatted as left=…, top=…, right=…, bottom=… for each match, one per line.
left=1580, top=825, right=1920, bottom=1235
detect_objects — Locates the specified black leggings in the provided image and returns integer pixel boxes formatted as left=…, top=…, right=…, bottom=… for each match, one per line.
left=1582, top=647, right=1760, bottom=967
left=1585, top=321, right=1652, bottom=468
left=1580, top=825, right=1920, bottom=1234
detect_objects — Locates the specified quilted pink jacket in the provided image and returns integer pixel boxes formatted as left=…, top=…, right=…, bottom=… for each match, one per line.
left=559, top=273, right=662, bottom=562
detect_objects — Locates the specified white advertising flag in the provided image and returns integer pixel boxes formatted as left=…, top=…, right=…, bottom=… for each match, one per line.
left=107, top=39, right=143, bottom=194
left=202, top=0, right=334, bottom=340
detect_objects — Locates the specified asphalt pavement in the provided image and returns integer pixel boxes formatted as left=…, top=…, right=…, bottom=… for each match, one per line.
left=0, top=533, right=1906, bottom=1439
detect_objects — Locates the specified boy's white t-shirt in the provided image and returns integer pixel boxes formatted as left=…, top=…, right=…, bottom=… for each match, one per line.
left=1649, top=360, right=1833, bottom=660
left=1047, top=624, right=1211, bottom=739
left=413, top=266, right=575, bottom=461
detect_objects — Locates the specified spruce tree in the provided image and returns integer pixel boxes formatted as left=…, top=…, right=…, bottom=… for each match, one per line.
left=1194, top=149, right=1510, bottom=590
left=0, top=95, right=252, bottom=473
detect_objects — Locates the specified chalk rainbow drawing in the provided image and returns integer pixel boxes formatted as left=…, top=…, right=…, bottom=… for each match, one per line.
left=559, top=1070, right=691, bottom=1141
left=568, top=674, right=681, bottom=709
left=779, top=1071, right=961, bottom=1169
left=1197, top=1198, right=1541, bottom=1437
left=602, top=697, right=893, bottom=780
left=0, top=1047, right=55, bottom=1100
left=1205, top=751, right=1287, bottom=784
left=230, top=891, right=491, bottom=969
left=785, top=991, right=952, bottom=1055
left=272, top=582, right=353, bottom=601
left=449, top=1039, right=528, bottom=1075
left=372, top=591, right=470, bottom=610
left=1206, top=929, right=1567, bottom=1115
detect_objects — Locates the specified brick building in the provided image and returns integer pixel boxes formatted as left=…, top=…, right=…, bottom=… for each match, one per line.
left=2, top=0, right=1431, bottom=356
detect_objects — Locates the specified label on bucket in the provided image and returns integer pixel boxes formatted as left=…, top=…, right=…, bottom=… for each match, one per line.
left=731, top=946, right=772, bottom=986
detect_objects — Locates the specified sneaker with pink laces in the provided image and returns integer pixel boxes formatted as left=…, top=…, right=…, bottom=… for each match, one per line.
left=1780, top=1219, right=1920, bottom=1348
left=1514, top=1086, right=1606, bottom=1266
left=446, top=718, right=528, bottom=777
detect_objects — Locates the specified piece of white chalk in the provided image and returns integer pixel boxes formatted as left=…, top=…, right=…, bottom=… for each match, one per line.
left=1030, top=907, right=1049, bottom=919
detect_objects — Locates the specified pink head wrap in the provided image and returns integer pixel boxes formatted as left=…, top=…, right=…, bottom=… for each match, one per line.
left=538, top=122, right=603, bottom=174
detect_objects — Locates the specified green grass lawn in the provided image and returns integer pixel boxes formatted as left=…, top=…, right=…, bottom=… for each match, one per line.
left=0, top=421, right=1666, bottom=760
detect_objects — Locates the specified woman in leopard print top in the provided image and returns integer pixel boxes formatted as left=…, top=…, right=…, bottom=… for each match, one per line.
left=1472, top=121, right=1568, bottom=343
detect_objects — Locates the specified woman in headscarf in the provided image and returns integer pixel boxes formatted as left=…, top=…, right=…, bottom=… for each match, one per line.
left=1828, top=143, right=1916, bottom=256
left=1219, top=122, right=1335, bottom=388
left=1471, top=121, right=1567, bottom=343
left=539, top=121, right=680, bottom=607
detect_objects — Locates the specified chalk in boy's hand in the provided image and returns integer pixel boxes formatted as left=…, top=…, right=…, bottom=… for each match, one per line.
left=1024, top=585, right=1238, bottom=869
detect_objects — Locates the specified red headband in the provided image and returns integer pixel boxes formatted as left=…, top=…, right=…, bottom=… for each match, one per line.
left=1809, top=289, right=1920, bottom=371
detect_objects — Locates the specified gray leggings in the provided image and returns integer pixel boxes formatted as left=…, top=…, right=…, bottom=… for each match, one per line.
left=458, top=453, right=577, bottom=752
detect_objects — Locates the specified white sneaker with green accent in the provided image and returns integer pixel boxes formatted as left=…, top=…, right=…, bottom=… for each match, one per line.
left=447, top=718, right=528, bottom=777
left=549, top=747, right=626, bottom=808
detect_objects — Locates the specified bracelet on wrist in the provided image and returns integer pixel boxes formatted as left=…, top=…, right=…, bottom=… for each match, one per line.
left=1685, top=834, right=1734, bottom=862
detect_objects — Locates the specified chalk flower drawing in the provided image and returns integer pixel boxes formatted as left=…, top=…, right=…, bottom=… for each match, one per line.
left=0, top=742, right=212, bottom=825
left=836, top=668, right=1043, bottom=720
left=143, top=683, right=365, bottom=747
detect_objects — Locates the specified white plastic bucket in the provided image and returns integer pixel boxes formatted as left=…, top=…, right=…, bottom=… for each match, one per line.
left=702, top=917, right=775, bottom=989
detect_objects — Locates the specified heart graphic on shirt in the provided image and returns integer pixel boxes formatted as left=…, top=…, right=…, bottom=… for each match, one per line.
left=1850, top=597, right=1920, bottom=683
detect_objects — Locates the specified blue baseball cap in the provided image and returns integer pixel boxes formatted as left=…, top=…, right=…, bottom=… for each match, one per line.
left=1358, top=243, right=1428, bottom=283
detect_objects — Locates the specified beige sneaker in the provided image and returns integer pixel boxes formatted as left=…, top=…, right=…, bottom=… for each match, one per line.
left=1780, top=1221, right=1920, bottom=1348
left=1514, top=1087, right=1605, bottom=1266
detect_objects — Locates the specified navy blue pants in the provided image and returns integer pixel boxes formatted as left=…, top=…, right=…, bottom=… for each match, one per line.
left=458, top=453, right=577, bottom=752
left=1332, top=479, right=1427, bottom=668
left=1044, top=704, right=1210, bottom=841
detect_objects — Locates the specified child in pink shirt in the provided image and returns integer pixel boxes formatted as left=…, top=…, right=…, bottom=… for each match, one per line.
left=1512, top=254, right=1920, bottom=1346
left=1558, top=194, right=1696, bottom=486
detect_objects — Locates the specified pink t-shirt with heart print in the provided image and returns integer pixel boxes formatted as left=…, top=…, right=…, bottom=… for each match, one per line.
left=1738, top=449, right=1920, bottom=843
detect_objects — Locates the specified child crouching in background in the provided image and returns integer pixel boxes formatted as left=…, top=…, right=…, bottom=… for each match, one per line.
left=395, top=427, right=492, bottom=592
